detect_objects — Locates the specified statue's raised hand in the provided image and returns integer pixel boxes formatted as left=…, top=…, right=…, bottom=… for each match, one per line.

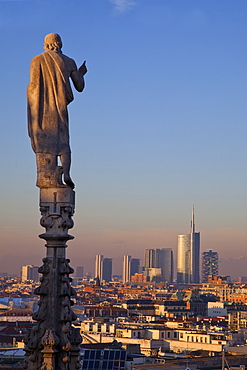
left=79, top=61, right=87, bottom=76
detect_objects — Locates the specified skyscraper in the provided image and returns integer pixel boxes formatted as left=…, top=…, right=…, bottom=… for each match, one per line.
left=21, top=265, right=39, bottom=282
left=122, top=255, right=131, bottom=283
left=145, top=249, right=156, bottom=268
left=177, top=205, right=200, bottom=284
left=202, top=249, right=219, bottom=282
left=95, top=255, right=103, bottom=280
left=95, top=255, right=113, bottom=282
left=157, top=248, right=173, bottom=283
left=122, top=256, right=140, bottom=283
left=102, top=258, right=113, bottom=282
left=130, top=258, right=140, bottom=277
left=144, top=248, right=173, bottom=283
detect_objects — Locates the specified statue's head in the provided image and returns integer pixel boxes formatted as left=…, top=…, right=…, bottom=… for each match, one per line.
left=44, top=33, right=62, bottom=52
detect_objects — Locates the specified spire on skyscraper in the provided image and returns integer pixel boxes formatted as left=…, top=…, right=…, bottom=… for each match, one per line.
left=191, top=203, right=195, bottom=233
left=177, top=204, right=200, bottom=284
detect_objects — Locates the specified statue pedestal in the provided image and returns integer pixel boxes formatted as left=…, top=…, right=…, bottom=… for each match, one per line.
left=39, top=187, right=75, bottom=250
left=24, top=187, right=82, bottom=370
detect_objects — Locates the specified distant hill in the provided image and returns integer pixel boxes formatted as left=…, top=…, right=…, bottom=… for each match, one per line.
left=220, top=256, right=247, bottom=279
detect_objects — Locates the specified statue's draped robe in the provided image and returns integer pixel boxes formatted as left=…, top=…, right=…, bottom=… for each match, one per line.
left=27, top=51, right=74, bottom=155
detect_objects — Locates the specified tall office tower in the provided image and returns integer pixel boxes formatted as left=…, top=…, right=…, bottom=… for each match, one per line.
left=102, top=258, right=112, bottom=282
left=202, top=249, right=219, bottom=282
left=76, top=266, right=84, bottom=277
left=95, top=255, right=104, bottom=280
left=177, top=205, right=200, bottom=284
left=122, top=255, right=131, bottom=283
left=30, top=266, right=39, bottom=282
left=156, top=248, right=174, bottom=283
left=21, top=265, right=39, bottom=282
left=130, top=258, right=140, bottom=277
left=144, top=248, right=173, bottom=283
left=145, top=249, right=156, bottom=268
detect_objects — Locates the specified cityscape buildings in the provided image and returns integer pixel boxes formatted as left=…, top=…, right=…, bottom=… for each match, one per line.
left=145, top=267, right=162, bottom=282
left=122, top=255, right=140, bottom=283
left=122, top=255, right=131, bottom=283
left=95, top=255, right=103, bottom=280
left=177, top=205, right=200, bottom=284
left=145, top=249, right=156, bottom=268
left=18, top=209, right=222, bottom=287
left=95, top=255, right=113, bottom=282
left=102, top=258, right=113, bottom=282
left=3, top=270, right=247, bottom=369
left=144, top=248, right=173, bottom=283
left=129, top=258, right=140, bottom=277
left=21, top=265, right=39, bottom=282
left=202, top=249, right=219, bottom=282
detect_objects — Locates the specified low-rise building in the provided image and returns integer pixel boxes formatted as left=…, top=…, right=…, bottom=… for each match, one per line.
left=80, top=319, right=228, bottom=355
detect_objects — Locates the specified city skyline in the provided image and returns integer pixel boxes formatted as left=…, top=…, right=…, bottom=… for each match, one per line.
left=1, top=0, right=247, bottom=277
left=1, top=204, right=246, bottom=279
left=4, top=248, right=247, bottom=282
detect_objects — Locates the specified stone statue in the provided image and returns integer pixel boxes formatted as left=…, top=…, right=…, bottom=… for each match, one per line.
left=27, top=33, right=87, bottom=189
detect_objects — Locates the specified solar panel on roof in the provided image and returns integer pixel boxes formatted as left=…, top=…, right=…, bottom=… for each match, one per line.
left=81, top=348, right=126, bottom=369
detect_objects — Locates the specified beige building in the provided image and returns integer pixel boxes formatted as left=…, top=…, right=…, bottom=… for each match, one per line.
left=21, top=265, right=39, bottom=282
left=80, top=320, right=227, bottom=355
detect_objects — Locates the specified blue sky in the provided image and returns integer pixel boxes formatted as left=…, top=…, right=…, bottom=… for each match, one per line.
left=1, top=0, right=247, bottom=277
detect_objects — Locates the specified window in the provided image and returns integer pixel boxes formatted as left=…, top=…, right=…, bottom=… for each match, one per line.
left=167, top=332, right=170, bottom=338
left=180, top=333, right=183, bottom=338
left=174, top=332, right=177, bottom=338
left=161, top=332, right=164, bottom=338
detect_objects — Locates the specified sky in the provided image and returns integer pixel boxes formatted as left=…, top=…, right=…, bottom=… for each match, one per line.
left=0, top=0, right=247, bottom=278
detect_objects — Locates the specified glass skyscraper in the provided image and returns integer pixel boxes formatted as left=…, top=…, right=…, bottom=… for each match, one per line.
left=177, top=205, right=200, bottom=284
left=144, top=248, right=173, bottom=283
left=122, top=255, right=140, bottom=283
left=95, top=255, right=113, bottom=282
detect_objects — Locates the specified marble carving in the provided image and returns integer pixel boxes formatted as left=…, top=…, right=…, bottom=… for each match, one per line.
left=27, top=33, right=87, bottom=189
